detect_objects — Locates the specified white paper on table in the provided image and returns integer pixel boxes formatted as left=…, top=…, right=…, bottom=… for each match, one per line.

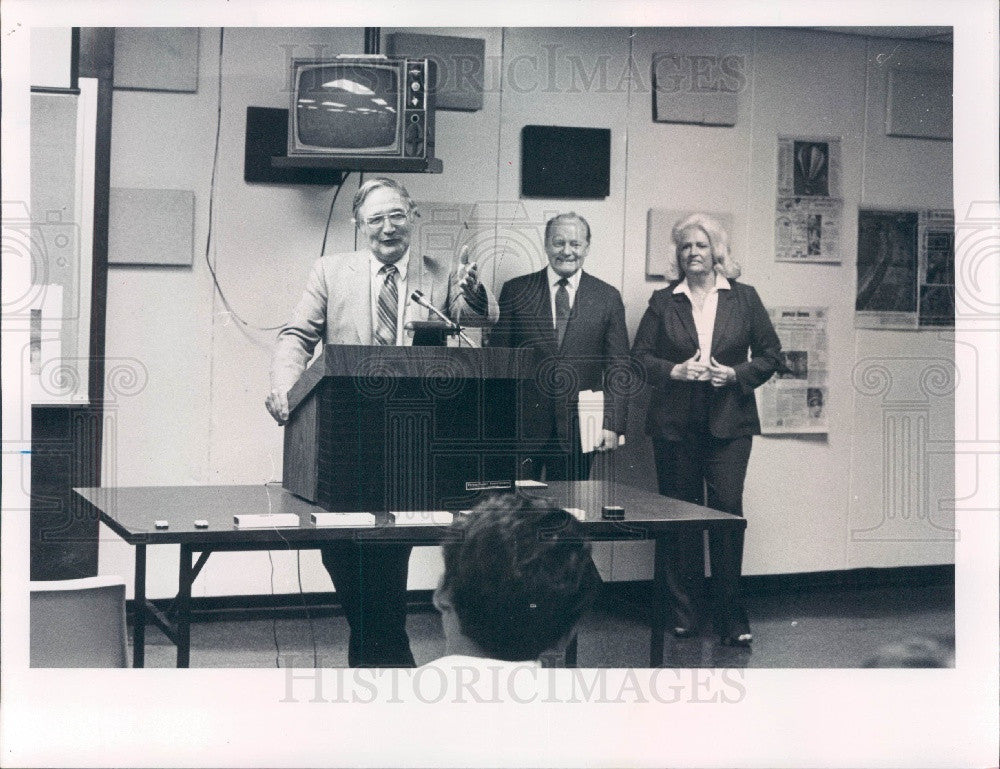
left=577, top=390, right=626, bottom=453
left=391, top=510, right=454, bottom=526
left=311, top=512, right=377, bottom=527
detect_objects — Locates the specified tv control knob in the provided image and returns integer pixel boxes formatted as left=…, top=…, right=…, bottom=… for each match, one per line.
left=404, top=121, right=423, bottom=156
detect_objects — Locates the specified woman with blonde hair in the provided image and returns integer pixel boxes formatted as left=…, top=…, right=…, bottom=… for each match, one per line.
left=632, top=213, right=782, bottom=647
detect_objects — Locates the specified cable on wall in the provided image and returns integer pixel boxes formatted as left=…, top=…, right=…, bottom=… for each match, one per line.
left=201, top=28, right=283, bottom=333
left=320, top=173, right=350, bottom=257
left=352, top=171, right=365, bottom=252
left=491, top=30, right=507, bottom=292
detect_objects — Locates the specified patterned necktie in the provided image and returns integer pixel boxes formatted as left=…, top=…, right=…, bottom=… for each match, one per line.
left=374, top=264, right=398, bottom=346
left=555, top=277, right=570, bottom=347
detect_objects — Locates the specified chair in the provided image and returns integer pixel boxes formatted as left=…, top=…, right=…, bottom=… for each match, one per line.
left=30, top=575, right=129, bottom=667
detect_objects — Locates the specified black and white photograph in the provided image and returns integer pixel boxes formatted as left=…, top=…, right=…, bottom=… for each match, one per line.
left=923, top=230, right=955, bottom=285
left=792, top=140, right=830, bottom=197
left=855, top=209, right=920, bottom=314
left=2, top=2, right=997, bottom=768
left=778, top=350, right=809, bottom=379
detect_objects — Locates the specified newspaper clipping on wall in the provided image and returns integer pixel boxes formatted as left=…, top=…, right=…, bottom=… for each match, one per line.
left=917, top=208, right=956, bottom=327
left=855, top=207, right=955, bottom=329
left=758, top=306, right=829, bottom=434
left=775, top=196, right=843, bottom=263
left=775, top=137, right=843, bottom=264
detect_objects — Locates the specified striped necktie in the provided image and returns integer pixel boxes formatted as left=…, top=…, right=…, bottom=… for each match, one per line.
left=374, top=264, right=399, bottom=346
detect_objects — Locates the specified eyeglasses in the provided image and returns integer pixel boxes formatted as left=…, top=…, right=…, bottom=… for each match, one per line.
left=362, top=210, right=409, bottom=229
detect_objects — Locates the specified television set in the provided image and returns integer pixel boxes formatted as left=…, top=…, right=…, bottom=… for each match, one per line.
left=520, top=125, right=611, bottom=199
left=286, top=55, right=439, bottom=172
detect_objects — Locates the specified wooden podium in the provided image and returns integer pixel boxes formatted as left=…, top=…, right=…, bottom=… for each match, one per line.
left=282, top=345, right=530, bottom=512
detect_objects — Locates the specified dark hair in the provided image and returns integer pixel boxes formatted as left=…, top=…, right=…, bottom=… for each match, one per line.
left=441, top=494, right=601, bottom=661
left=352, top=177, right=416, bottom=222
left=544, top=212, right=591, bottom=244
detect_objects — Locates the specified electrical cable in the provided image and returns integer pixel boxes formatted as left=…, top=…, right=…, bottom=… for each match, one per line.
left=263, top=479, right=317, bottom=668
left=202, top=30, right=332, bottom=667
left=267, top=549, right=280, bottom=667
left=201, top=28, right=283, bottom=332
left=297, top=551, right=319, bottom=668
left=353, top=171, right=365, bottom=251
left=320, top=173, right=350, bottom=256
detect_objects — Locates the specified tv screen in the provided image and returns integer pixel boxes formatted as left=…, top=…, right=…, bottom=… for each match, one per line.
left=520, top=125, right=611, bottom=199
left=294, top=63, right=401, bottom=153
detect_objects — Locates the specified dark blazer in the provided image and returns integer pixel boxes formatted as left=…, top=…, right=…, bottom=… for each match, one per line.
left=490, top=269, right=630, bottom=449
left=632, top=279, right=781, bottom=440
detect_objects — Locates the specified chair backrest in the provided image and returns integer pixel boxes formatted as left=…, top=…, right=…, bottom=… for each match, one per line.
left=30, top=576, right=128, bottom=667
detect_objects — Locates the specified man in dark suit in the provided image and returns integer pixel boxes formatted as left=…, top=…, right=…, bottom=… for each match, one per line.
left=266, top=178, right=497, bottom=667
left=490, top=213, right=629, bottom=481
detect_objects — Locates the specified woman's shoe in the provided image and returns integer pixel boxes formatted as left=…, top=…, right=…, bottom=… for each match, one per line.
left=672, top=627, right=696, bottom=639
left=720, top=632, right=753, bottom=647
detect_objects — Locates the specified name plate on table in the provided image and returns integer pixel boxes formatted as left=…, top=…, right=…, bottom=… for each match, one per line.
left=233, top=513, right=301, bottom=528
left=311, top=512, right=377, bottom=527
left=392, top=510, right=454, bottom=526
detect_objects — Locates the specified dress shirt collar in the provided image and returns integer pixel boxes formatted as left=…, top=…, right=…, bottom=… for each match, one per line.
left=546, top=264, right=583, bottom=290
left=673, top=271, right=730, bottom=297
left=370, top=249, right=411, bottom=282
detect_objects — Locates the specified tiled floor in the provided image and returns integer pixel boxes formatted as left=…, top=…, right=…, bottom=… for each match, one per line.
left=134, top=582, right=954, bottom=668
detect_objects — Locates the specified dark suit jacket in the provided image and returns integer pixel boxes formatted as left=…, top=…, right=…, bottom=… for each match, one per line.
left=490, top=269, right=630, bottom=450
left=632, top=279, right=781, bottom=440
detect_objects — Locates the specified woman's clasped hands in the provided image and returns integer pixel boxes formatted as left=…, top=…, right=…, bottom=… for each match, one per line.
left=671, top=350, right=735, bottom=387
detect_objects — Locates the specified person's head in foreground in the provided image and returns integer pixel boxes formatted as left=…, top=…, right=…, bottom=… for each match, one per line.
left=862, top=635, right=954, bottom=668
left=434, top=494, right=602, bottom=662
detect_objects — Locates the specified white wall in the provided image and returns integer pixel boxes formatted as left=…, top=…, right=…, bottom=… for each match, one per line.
left=97, top=27, right=953, bottom=599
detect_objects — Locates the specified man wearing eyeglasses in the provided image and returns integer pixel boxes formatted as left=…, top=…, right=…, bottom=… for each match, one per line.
left=266, top=177, right=497, bottom=667
left=490, top=212, right=629, bottom=482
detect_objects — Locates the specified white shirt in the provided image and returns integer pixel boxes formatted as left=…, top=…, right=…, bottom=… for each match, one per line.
left=546, top=265, right=582, bottom=329
left=369, top=250, right=410, bottom=345
left=673, top=272, right=731, bottom=360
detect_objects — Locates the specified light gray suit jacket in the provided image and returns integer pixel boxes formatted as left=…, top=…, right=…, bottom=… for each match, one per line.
left=271, top=249, right=499, bottom=393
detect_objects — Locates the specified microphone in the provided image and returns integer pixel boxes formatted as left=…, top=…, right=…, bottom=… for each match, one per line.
left=410, top=290, right=476, bottom=347
left=410, top=290, right=456, bottom=327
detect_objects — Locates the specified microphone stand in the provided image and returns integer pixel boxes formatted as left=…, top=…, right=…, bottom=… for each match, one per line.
left=412, top=290, right=477, bottom=347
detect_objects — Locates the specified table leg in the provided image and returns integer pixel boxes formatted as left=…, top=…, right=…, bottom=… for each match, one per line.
left=176, top=544, right=193, bottom=668
left=565, top=633, right=578, bottom=667
left=650, top=536, right=668, bottom=667
left=133, top=543, right=147, bottom=668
